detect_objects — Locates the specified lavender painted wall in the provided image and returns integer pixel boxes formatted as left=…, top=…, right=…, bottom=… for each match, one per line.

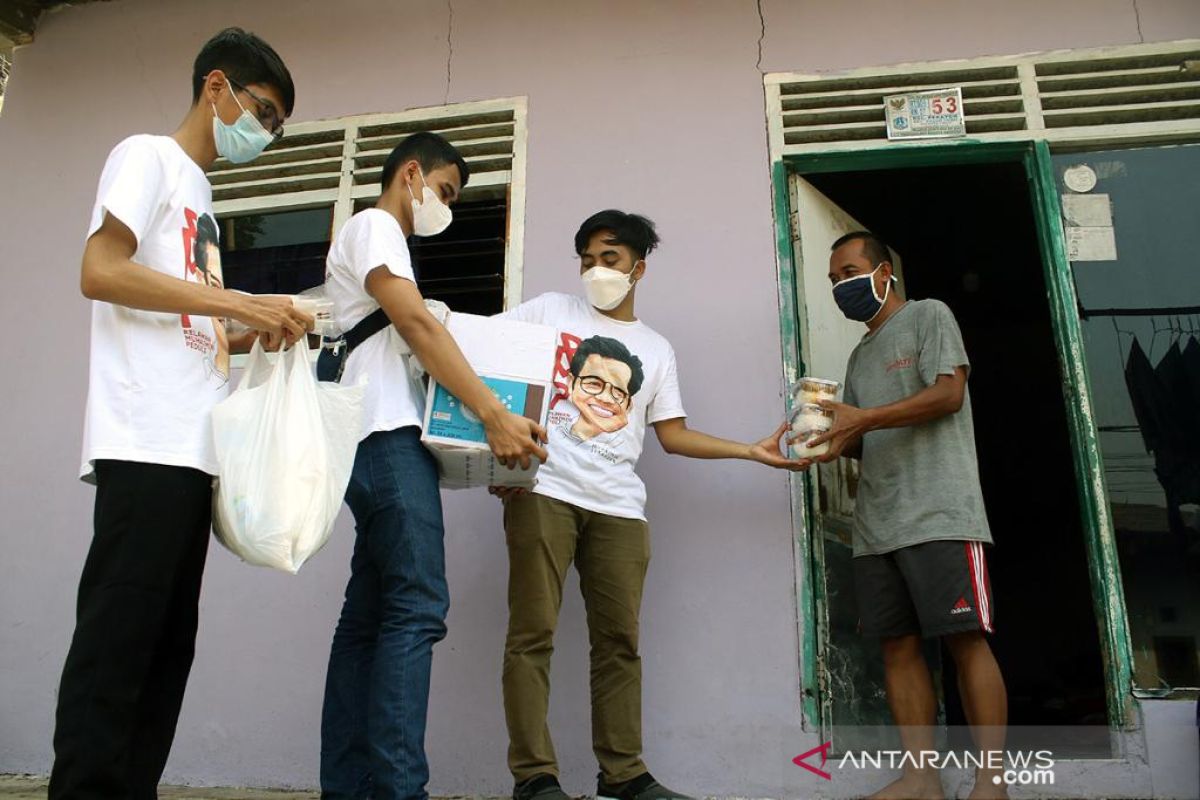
left=1, top=0, right=1197, bottom=794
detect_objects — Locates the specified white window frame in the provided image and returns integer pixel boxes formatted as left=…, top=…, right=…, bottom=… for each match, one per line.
left=0, top=44, right=12, bottom=116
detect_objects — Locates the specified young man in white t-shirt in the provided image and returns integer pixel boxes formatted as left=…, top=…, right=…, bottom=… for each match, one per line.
left=493, top=210, right=803, bottom=800
left=52, top=28, right=313, bottom=800
left=320, top=132, right=549, bottom=800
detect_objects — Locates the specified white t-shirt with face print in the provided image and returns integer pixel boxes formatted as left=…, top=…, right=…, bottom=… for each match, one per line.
left=80, top=135, right=230, bottom=481
left=500, top=292, right=686, bottom=521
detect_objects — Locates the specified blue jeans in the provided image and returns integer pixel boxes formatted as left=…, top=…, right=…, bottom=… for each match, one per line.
left=321, top=427, right=449, bottom=800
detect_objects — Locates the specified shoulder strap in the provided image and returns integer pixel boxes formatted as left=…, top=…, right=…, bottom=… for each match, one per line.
left=342, top=307, right=390, bottom=354
left=317, top=307, right=391, bottom=383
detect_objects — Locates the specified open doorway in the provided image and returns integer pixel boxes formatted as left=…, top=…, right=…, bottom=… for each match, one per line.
left=797, top=160, right=1109, bottom=742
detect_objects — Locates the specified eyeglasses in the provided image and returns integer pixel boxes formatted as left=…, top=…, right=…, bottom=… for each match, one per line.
left=576, top=375, right=630, bottom=406
left=229, top=79, right=285, bottom=142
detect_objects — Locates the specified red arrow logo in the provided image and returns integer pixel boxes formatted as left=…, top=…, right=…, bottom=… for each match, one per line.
left=792, top=741, right=833, bottom=781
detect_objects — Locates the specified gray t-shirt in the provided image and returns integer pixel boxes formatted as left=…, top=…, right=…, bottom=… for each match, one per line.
left=843, top=299, right=992, bottom=556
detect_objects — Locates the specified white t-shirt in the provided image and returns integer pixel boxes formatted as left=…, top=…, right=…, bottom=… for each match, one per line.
left=81, top=135, right=230, bottom=481
left=500, top=292, right=686, bottom=520
left=324, top=208, right=426, bottom=440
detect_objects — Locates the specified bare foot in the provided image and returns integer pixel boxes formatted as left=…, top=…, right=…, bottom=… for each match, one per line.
left=867, top=771, right=945, bottom=800
left=965, top=772, right=1008, bottom=800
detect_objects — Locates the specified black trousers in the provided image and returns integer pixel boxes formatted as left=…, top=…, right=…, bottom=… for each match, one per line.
left=50, top=460, right=213, bottom=800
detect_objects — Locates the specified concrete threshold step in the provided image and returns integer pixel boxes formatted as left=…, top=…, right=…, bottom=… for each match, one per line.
left=1, top=776, right=317, bottom=799
left=1, top=776, right=512, bottom=800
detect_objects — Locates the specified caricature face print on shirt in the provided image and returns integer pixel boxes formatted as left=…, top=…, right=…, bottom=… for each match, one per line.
left=564, top=336, right=644, bottom=441
left=182, top=209, right=229, bottom=383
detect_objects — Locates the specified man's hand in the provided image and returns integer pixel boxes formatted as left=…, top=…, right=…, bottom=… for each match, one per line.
left=231, top=294, right=314, bottom=343
left=79, top=215, right=317, bottom=337
left=748, top=421, right=813, bottom=472
left=483, top=410, right=549, bottom=470
left=802, top=400, right=872, bottom=462
left=228, top=329, right=260, bottom=355
left=488, top=486, right=531, bottom=500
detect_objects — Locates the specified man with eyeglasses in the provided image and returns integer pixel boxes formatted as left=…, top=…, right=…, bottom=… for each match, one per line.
left=227, top=77, right=287, bottom=142
left=490, top=210, right=805, bottom=800
left=49, top=28, right=310, bottom=800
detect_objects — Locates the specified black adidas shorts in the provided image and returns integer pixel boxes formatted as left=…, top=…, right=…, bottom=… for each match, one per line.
left=853, top=539, right=994, bottom=639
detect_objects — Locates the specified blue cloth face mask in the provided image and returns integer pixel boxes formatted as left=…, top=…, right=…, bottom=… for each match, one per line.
left=832, top=264, right=892, bottom=322
left=212, top=90, right=273, bottom=164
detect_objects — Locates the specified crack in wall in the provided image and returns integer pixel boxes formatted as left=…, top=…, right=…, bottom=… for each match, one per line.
left=1133, top=0, right=1145, bottom=43
left=445, top=0, right=454, bottom=104
left=755, top=0, right=766, bottom=74
left=121, top=2, right=164, bottom=122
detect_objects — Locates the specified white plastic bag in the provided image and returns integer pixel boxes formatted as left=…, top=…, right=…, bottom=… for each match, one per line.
left=211, top=336, right=365, bottom=573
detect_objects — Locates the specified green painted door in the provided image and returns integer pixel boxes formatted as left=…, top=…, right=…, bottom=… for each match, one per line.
left=786, top=174, right=917, bottom=753
left=777, top=140, right=1136, bottom=743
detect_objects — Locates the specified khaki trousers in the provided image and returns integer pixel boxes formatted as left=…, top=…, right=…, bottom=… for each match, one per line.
left=502, top=493, right=651, bottom=784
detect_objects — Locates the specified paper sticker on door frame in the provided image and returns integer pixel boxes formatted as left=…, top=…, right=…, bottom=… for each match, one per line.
left=1066, top=226, right=1118, bottom=261
left=1062, top=194, right=1113, bottom=228
left=1063, top=164, right=1099, bottom=193
left=885, top=87, right=966, bottom=141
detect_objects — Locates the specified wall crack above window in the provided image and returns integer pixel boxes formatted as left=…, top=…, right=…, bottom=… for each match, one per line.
left=445, top=0, right=455, bottom=104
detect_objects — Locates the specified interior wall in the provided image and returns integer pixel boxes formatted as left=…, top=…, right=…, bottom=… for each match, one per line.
left=1, top=0, right=1197, bottom=793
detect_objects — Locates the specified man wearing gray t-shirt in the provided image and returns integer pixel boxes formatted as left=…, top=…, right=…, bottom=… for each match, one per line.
left=803, top=232, right=1008, bottom=800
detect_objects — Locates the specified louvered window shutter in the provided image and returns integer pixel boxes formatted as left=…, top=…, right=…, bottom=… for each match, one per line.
left=767, top=41, right=1200, bottom=158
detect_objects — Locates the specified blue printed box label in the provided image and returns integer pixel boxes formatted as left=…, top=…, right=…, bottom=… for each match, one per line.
left=426, top=376, right=546, bottom=444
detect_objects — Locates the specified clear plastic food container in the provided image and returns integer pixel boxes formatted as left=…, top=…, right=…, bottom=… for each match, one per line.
left=790, top=376, right=841, bottom=408
left=789, top=402, right=835, bottom=458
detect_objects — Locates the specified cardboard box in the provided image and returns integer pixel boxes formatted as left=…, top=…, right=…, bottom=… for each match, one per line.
left=420, top=313, right=557, bottom=489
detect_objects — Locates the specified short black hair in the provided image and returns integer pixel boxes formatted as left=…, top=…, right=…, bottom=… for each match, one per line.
left=831, top=231, right=891, bottom=266
left=570, top=335, right=645, bottom=399
left=574, top=210, right=660, bottom=261
left=192, top=27, right=295, bottom=116
left=193, top=213, right=220, bottom=277
left=381, top=132, right=471, bottom=193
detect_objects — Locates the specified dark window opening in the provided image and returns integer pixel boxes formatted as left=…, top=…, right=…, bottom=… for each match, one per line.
left=1051, top=145, right=1200, bottom=695
left=1152, top=637, right=1200, bottom=688
left=220, top=197, right=509, bottom=318
left=220, top=207, right=334, bottom=296
left=353, top=197, right=508, bottom=316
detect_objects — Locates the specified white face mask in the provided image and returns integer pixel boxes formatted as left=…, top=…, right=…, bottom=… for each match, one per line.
left=582, top=265, right=635, bottom=311
left=408, top=168, right=453, bottom=236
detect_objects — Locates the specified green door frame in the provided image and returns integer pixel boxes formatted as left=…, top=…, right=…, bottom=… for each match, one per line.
left=771, top=139, right=1136, bottom=732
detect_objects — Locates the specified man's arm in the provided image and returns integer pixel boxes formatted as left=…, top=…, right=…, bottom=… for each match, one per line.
left=82, top=213, right=312, bottom=339
left=365, top=267, right=548, bottom=469
left=653, top=417, right=807, bottom=470
left=805, top=367, right=967, bottom=462
left=491, top=417, right=806, bottom=500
